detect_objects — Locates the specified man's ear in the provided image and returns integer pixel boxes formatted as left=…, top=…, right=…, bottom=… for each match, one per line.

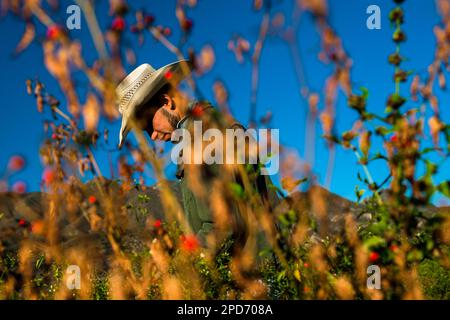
left=161, top=94, right=175, bottom=110
left=162, top=94, right=177, bottom=110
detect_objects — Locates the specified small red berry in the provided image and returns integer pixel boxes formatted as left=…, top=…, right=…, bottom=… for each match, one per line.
left=112, top=16, right=126, bottom=32
left=46, top=25, right=63, bottom=40
left=390, top=244, right=399, bottom=252
left=182, top=18, right=193, bottom=32
left=164, top=70, right=173, bottom=80
left=181, top=234, right=199, bottom=252
left=12, top=181, right=27, bottom=194
left=303, top=262, right=309, bottom=268
left=8, top=155, right=25, bottom=172
left=369, top=251, right=380, bottom=263
left=18, top=219, right=27, bottom=227
left=154, top=219, right=162, bottom=228
left=163, top=27, right=172, bottom=36
left=191, top=104, right=204, bottom=117
left=42, top=168, right=55, bottom=186
left=144, top=15, right=155, bottom=26
left=326, top=52, right=337, bottom=62
left=88, top=195, right=97, bottom=204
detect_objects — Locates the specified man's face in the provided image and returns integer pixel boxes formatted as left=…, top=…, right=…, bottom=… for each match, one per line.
left=150, top=94, right=181, bottom=141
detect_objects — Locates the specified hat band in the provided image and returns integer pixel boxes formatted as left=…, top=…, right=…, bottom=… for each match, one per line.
left=118, top=71, right=153, bottom=114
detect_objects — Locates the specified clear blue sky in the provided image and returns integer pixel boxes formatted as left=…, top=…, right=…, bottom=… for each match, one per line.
left=0, top=0, right=448, bottom=204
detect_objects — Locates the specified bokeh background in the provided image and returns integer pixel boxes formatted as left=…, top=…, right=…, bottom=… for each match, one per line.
left=0, top=0, right=448, bottom=203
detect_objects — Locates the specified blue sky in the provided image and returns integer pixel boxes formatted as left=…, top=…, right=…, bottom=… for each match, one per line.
left=0, top=0, right=448, bottom=204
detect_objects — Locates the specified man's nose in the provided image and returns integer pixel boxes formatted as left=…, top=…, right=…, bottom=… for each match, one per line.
left=151, top=131, right=171, bottom=141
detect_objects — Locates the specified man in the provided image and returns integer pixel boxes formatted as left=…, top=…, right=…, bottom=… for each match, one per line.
left=116, top=60, right=277, bottom=250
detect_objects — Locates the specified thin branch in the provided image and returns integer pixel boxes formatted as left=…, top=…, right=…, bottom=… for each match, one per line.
left=249, top=7, right=271, bottom=126
left=75, top=0, right=109, bottom=61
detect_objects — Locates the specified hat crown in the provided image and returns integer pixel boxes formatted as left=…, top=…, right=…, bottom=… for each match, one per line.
left=116, top=64, right=155, bottom=99
left=116, top=63, right=156, bottom=114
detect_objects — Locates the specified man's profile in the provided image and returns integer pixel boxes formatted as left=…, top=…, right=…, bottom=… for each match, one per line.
left=115, top=60, right=278, bottom=251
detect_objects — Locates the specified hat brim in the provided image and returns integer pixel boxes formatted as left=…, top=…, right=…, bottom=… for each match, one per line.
left=118, top=60, right=190, bottom=149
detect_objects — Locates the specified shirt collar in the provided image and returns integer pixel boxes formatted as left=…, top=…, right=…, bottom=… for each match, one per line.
left=176, top=100, right=213, bottom=129
left=176, top=100, right=196, bottom=129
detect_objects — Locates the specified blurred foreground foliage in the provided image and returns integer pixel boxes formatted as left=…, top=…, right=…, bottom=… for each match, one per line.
left=0, top=0, right=449, bottom=300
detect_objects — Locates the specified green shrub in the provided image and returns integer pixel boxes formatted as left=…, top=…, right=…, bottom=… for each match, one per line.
left=418, top=259, right=450, bottom=300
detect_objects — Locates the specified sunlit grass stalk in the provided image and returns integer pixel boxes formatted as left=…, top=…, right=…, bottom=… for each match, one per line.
left=129, top=117, right=192, bottom=234
left=352, top=148, right=383, bottom=205
left=27, top=2, right=54, bottom=27
left=149, top=27, right=197, bottom=95
left=75, top=0, right=109, bottom=61
left=248, top=6, right=270, bottom=126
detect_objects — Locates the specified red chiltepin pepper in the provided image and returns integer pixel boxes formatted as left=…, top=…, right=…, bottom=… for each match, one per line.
left=153, top=219, right=162, bottom=228
left=17, top=218, right=29, bottom=229
left=191, top=103, right=206, bottom=118
left=369, top=251, right=380, bottom=263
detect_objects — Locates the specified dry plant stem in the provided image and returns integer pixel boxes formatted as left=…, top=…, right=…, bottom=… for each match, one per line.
left=324, top=144, right=335, bottom=189
left=285, top=9, right=315, bottom=167
left=30, top=1, right=105, bottom=91
left=236, top=165, right=289, bottom=270
left=76, top=1, right=116, bottom=118
left=150, top=26, right=183, bottom=57
left=149, top=27, right=197, bottom=93
left=286, top=32, right=309, bottom=96
left=53, top=105, right=111, bottom=217
left=79, top=64, right=106, bottom=93
left=27, top=2, right=54, bottom=27
left=52, top=106, right=105, bottom=186
left=304, top=110, right=317, bottom=168
left=53, top=107, right=116, bottom=264
left=76, top=0, right=109, bottom=61
left=52, top=106, right=76, bottom=128
left=87, top=147, right=103, bottom=179
left=249, top=8, right=270, bottom=126
left=287, top=33, right=315, bottom=164
left=129, top=118, right=192, bottom=234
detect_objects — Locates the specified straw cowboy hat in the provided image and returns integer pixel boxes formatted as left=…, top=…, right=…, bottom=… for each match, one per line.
left=115, top=59, right=190, bottom=148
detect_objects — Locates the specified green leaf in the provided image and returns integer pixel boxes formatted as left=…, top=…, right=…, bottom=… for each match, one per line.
left=287, top=209, right=297, bottom=222
left=295, top=177, right=308, bottom=186
left=137, top=194, right=150, bottom=202
left=277, top=270, right=286, bottom=282
left=360, top=87, right=369, bottom=100
left=229, top=183, right=244, bottom=199
left=355, top=186, right=365, bottom=202
left=437, top=181, right=450, bottom=198
left=421, top=147, right=437, bottom=155
left=407, top=250, right=424, bottom=262
left=364, top=236, right=387, bottom=249
left=35, top=254, right=45, bottom=269
left=278, top=214, right=290, bottom=226
left=375, top=126, right=391, bottom=136
left=357, top=172, right=363, bottom=182
left=369, top=153, right=387, bottom=161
